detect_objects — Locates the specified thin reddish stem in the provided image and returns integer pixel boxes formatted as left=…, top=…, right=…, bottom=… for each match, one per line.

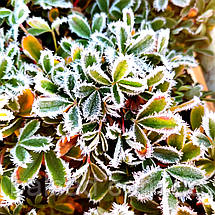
left=0, top=148, right=6, bottom=165
left=121, top=113, right=125, bottom=134
left=19, top=24, right=28, bottom=35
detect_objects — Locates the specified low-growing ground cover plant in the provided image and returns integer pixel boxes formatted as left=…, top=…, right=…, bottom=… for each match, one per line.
left=0, top=0, right=215, bottom=214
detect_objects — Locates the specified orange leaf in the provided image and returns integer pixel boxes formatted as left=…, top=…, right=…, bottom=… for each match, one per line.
left=56, top=135, right=79, bottom=157
left=22, top=34, right=43, bottom=62
left=188, top=8, right=198, bottom=18
left=48, top=8, right=59, bottom=22
left=18, top=89, right=35, bottom=116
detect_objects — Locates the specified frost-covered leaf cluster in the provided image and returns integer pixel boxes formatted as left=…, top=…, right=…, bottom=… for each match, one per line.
left=0, top=0, right=215, bottom=214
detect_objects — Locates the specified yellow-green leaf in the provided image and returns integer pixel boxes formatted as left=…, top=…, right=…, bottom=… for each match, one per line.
left=22, top=35, right=43, bottom=62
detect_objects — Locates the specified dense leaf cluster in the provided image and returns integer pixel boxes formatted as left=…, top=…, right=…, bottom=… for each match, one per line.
left=0, top=0, right=215, bottom=214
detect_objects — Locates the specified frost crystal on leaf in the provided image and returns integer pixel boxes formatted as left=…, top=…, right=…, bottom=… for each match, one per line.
left=105, top=203, right=134, bottom=215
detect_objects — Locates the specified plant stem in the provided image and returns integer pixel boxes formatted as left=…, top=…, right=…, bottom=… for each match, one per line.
left=98, top=120, right=103, bottom=133
left=19, top=24, right=28, bottom=35
left=51, top=30, right=57, bottom=52
left=0, top=148, right=6, bottom=165
left=201, top=98, right=215, bottom=103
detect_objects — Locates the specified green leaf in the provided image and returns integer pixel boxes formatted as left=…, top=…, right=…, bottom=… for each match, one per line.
left=181, top=142, right=200, bottom=162
left=91, top=33, right=114, bottom=47
left=96, top=0, right=109, bottom=13
left=167, top=165, right=204, bottom=184
left=100, top=132, right=108, bottom=151
left=89, top=181, right=109, bottom=202
left=111, top=84, right=124, bottom=107
left=147, top=69, right=165, bottom=87
left=35, top=194, right=43, bottom=204
left=123, top=7, right=134, bottom=28
left=1, top=176, right=17, bottom=200
left=118, top=78, right=144, bottom=92
left=88, top=66, right=111, bottom=85
left=151, top=17, right=166, bottom=30
left=54, top=203, right=75, bottom=214
left=0, top=118, right=23, bottom=138
left=138, top=114, right=179, bottom=133
left=196, top=159, right=215, bottom=177
left=137, top=93, right=170, bottom=120
left=11, top=145, right=31, bottom=166
left=90, top=163, right=107, bottom=182
left=19, top=120, right=40, bottom=142
left=0, top=8, right=12, bottom=18
left=136, top=169, right=162, bottom=196
left=153, top=146, right=181, bottom=164
left=192, top=132, right=211, bottom=148
left=0, top=56, right=11, bottom=79
left=27, top=17, right=51, bottom=36
left=45, top=150, right=67, bottom=187
left=82, top=91, right=101, bottom=120
left=113, top=57, right=129, bottom=82
left=39, top=50, right=54, bottom=74
left=78, top=84, right=96, bottom=98
left=92, top=13, right=106, bottom=33
left=33, top=97, right=71, bottom=117
left=20, top=136, right=52, bottom=152
left=64, top=73, right=77, bottom=96
left=209, top=118, right=215, bottom=140
left=39, top=79, right=58, bottom=94
left=68, top=14, right=91, bottom=39
left=82, top=121, right=98, bottom=133
left=202, top=113, right=215, bottom=141
left=114, top=0, right=134, bottom=10
left=167, top=126, right=186, bottom=150
left=117, top=25, right=128, bottom=53
left=111, top=171, right=130, bottom=183
left=77, top=167, right=90, bottom=194
left=28, top=28, right=50, bottom=36
left=134, top=124, right=149, bottom=147
left=15, top=153, right=42, bottom=184
left=83, top=52, right=98, bottom=68
left=22, top=35, right=43, bottom=62
left=157, top=29, right=169, bottom=53
left=165, top=17, right=177, bottom=28
left=67, top=146, right=82, bottom=159
left=190, top=105, right=205, bottom=130
left=130, top=198, right=160, bottom=214
left=127, top=31, right=155, bottom=55
left=13, top=204, right=23, bottom=215
left=14, top=2, right=30, bottom=24
left=64, top=106, right=81, bottom=135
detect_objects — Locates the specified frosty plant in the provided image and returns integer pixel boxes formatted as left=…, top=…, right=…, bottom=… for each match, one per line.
left=0, top=0, right=215, bottom=214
